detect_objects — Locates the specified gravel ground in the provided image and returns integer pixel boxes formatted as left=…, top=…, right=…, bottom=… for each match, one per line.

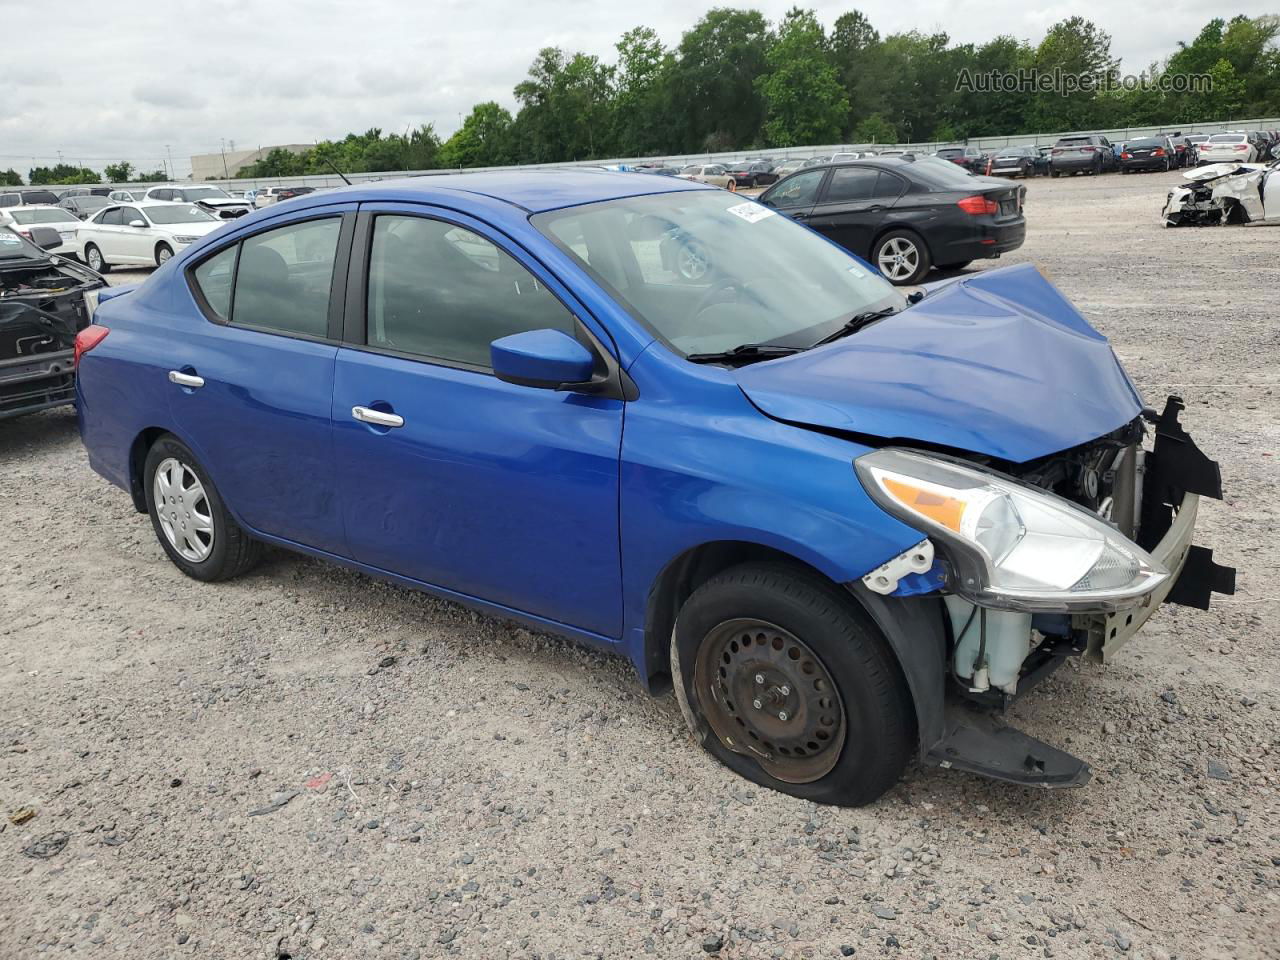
left=2, top=170, right=1277, bottom=960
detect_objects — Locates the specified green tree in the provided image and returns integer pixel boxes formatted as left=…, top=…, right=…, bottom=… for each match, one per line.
left=0, top=168, right=21, bottom=186
left=612, top=27, right=674, bottom=155
left=135, top=169, right=168, bottom=183
left=440, top=103, right=515, bottom=168
left=512, top=47, right=615, bottom=161
left=757, top=9, right=847, bottom=146
left=852, top=113, right=897, bottom=143
left=1027, top=18, right=1118, bottom=131
left=29, top=164, right=100, bottom=185
left=667, top=8, right=772, bottom=151
left=103, top=161, right=134, bottom=182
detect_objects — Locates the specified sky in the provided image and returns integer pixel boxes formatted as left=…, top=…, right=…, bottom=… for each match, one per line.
left=0, top=0, right=1270, bottom=178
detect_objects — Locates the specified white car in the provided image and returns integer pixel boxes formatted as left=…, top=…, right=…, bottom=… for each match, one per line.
left=0, top=205, right=82, bottom=253
left=676, top=164, right=737, bottom=189
left=108, top=189, right=151, bottom=203
left=253, top=186, right=292, bottom=208
left=1196, top=133, right=1258, bottom=165
left=1164, top=159, right=1279, bottom=227
left=143, top=185, right=253, bottom=218
left=74, top=201, right=228, bottom=272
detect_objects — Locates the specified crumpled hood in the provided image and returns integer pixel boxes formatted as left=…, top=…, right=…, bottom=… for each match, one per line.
left=734, top=263, right=1144, bottom=463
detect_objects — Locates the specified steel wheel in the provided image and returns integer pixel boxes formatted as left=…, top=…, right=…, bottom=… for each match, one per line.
left=693, top=618, right=847, bottom=784
left=876, top=236, right=920, bottom=282
left=152, top=457, right=214, bottom=563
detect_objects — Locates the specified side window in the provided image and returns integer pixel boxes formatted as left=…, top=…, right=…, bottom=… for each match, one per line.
left=871, top=172, right=907, bottom=199
left=231, top=218, right=341, bottom=338
left=100, top=207, right=123, bottom=226
left=822, top=168, right=879, bottom=204
left=192, top=245, right=237, bottom=320
left=767, top=169, right=825, bottom=208
left=366, top=215, right=575, bottom=369
left=119, top=207, right=142, bottom=225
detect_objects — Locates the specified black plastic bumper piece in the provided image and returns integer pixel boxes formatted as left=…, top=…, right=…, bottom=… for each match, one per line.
left=1167, top=545, right=1237, bottom=610
left=926, top=703, right=1091, bottom=788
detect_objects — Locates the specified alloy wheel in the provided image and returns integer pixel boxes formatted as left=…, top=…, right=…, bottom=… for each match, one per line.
left=157, top=246, right=173, bottom=264
left=86, top=247, right=103, bottom=271
left=693, top=618, right=847, bottom=784
left=677, top=242, right=710, bottom=281
left=153, top=457, right=214, bottom=562
left=877, top=237, right=919, bottom=282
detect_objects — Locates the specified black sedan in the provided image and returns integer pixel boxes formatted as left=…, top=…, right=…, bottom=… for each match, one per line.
left=988, top=145, right=1037, bottom=178
left=725, top=160, right=779, bottom=188
left=758, top=156, right=1026, bottom=285
left=1119, top=137, right=1176, bottom=173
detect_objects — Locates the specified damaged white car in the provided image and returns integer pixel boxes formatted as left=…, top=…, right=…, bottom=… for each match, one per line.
left=1164, top=149, right=1280, bottom=227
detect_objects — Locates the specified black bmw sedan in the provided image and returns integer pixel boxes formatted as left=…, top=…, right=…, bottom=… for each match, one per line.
left=758, top=156, right=1026, bottom=285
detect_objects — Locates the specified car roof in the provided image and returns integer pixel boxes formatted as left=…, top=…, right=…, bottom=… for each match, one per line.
left=273, top=169, right=710, bottom=215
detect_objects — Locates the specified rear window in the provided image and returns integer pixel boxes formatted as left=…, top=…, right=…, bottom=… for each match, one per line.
left=9, top=209, right=73, bottom=225
left=935, top=149, right=962, bottom=158
left=912, top=156, right=980, bottom=187
left=1129, top=139, right=1163, bottom=148
left=1208, top=134, right=1246, bottom=143
left=1055, top=137, right=1092, bottom=147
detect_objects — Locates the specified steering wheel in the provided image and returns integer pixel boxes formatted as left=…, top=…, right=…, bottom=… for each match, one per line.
left=691, top=276, right=756, bottom=320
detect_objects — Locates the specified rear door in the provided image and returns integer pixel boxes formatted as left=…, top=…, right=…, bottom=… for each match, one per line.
left=169, top=205, right=356, bottom=555
left=806, top=166, right=893, bottom=257
left=116, top=206, right=153, bottom=263
left=329, top=204, right=624, bottom=637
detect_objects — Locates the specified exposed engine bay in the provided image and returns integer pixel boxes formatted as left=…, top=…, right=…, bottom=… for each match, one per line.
left=1163, top=160, right=1279, bottom=226
left=939, top=399, right=1233, bottom=709
left=0, top=244, right=105, bottom=419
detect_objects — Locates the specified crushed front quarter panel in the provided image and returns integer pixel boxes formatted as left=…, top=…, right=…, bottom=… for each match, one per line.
left=1164, top=161, right=1277, bottom=226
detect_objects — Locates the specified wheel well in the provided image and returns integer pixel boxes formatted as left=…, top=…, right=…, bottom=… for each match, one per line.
left=870, top=223, right=930, bottom=260
left=127, top=427, right=169, bottom=512
left=641, top=541, right=835, bottom=695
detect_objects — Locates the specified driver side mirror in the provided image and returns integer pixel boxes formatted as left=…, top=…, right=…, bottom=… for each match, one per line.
left=129, top=219, right=147, bottom=228
left=491, top=329, right=595, bottom=389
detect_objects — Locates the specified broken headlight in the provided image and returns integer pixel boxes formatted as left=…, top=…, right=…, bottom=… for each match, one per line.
left=855, top=448, right=1168, bottom=612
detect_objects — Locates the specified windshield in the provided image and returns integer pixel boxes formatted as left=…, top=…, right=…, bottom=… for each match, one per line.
left=146, top=204, right=217, bottom=224
left=181, top=187, right=231, bottom=200
left=10, top=208, right=75, bottom=225
left=533, top=191, right=904, bottom=357
left=0, top=228, right=45, bottom=260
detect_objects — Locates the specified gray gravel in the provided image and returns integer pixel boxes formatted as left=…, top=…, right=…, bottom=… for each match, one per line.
left=2, top=170, right=1278, bottom=959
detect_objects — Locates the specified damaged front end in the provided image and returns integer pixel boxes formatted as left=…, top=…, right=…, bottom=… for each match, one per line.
left=0, top=237, right=106, bottom=419
left=858, top=398, right=1235, bottom=788
left=1163, top=161, right=1277, bottom=226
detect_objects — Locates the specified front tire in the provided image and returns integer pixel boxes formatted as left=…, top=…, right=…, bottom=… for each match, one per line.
left=872, top=229, right=930, bottom=285
left=83, top=243, right=110, bottom=274
left=671, top=563, right=914, bottom=806
left=155, top=242, right=174, bottom=266
left=143, top=435, right=261, bottom=582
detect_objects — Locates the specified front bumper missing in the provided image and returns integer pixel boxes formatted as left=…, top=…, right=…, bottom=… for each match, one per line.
left=923, top=395, right=1234, bottom=789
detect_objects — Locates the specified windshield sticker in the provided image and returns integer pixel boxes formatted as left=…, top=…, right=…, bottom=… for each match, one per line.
left=725, top=201, right=775, bottom=224
left=0, top=232, right=22, bottom=246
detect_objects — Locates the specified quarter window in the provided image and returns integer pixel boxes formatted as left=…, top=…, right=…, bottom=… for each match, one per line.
left=192, top=246, right=237, bottom=321
left=365, top=215, right=574, bottom=368
left=231, top=218, right=341, bottom=338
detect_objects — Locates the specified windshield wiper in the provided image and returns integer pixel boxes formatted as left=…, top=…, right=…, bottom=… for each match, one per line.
left=685, top=343, right=801, bottom=366
left=809, top=307, right=899, bottom=347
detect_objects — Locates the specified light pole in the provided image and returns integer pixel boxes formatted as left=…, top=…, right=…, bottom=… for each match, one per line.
left=219, top=138, right=229, bottom=179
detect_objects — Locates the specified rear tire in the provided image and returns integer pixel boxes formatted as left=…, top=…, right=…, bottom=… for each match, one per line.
left=871, top=229, right=930, bottom=285
left=143, top=434, right=261, bottom=582
left=670, top=562, right=915, bottom=807
left=84, top=243, right=110, bottom=274
left=935, top=260, right=972, bottom=271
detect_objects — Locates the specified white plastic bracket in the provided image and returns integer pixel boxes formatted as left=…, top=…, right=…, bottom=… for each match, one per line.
left=862, top=539, right=934, bottom=595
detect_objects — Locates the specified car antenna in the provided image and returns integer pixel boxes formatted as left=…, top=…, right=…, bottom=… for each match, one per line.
left=322, top=156, right=352, bottom=186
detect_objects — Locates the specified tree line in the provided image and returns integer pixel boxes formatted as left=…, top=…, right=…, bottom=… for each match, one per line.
left=4, top=10, right=1276, bottom=186
left=2, top=161, right=169, bottom=187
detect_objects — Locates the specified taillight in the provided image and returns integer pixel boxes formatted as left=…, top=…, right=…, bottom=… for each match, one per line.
left=1234, top=145, right=1249, bottom=152
left=957, top=195, right=999, bottom=216
left=1153, top=148, right=1165, bottom=157
left=1051, top=149, right=1062, bottom=156
left=74, top=325, right=109, bottom=369
left=1081, top=146, right=1096, bottom=152
left=1121, top=152, right=1131, bottom=159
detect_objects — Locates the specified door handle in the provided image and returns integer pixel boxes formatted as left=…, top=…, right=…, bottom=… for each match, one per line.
left=168, top=370, right=204, bottom=388
left=352, top=406, right=405, bottom=428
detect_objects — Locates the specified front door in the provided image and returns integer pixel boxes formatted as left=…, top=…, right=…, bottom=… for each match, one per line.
left=330, top=206, right=624, bottom=637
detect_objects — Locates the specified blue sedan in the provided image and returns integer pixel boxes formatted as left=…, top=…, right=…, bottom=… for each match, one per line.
left=73, top=170, right=1233, bottom=805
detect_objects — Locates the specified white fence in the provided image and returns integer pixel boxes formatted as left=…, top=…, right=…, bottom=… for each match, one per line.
left=39, top=115, right=1280, bottom=194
